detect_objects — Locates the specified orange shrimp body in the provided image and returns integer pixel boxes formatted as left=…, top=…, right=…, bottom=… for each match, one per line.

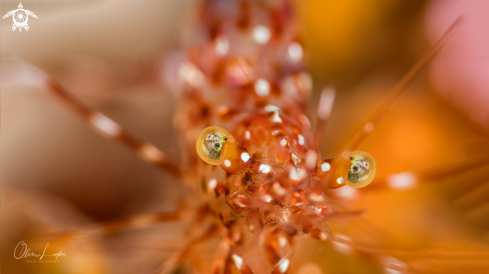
left=176, top=0, right=374, bottom=272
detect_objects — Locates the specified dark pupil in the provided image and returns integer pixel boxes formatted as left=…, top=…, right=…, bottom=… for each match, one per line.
left=353, top=166, right=359, bottom=172
left=214, top=143, right=220, bottom=149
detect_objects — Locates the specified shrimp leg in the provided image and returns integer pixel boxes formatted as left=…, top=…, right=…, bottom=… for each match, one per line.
left=342, top=17, right=461, bottom=153
left=47, top=80, right=184, bottom=179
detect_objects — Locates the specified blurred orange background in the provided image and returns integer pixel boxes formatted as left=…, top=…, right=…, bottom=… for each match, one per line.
left=1, top=0, right=489, bottom=273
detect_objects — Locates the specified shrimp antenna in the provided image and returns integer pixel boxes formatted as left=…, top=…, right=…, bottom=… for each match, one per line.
left=47, top=81, right=184, bottom=179
left=343, top=16, right=462, bottom=153
left=312, top=86, right=336, bottom=153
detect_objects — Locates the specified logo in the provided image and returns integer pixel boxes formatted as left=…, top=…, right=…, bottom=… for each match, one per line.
left=3, top=3, right=38, bottom=32
left=14, top=241, right=66, bottom=263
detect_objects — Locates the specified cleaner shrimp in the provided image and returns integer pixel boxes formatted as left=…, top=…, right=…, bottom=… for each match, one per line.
left=2, top=0, right=489, bottom=273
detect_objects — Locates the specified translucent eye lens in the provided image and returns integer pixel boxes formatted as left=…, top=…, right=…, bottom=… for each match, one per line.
left=346, top=151, right=376, bottom=188
left=196, top=126, right=231, bottom=165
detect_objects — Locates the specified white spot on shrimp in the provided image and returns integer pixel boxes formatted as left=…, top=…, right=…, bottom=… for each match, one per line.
left=298, top=134, right=305, bottom=145
left=208, top=178, right=217, bottom=189
left=255, top=79, right=270, bottom=96
left=317, top=87, right=336, bottom=120
left=261, top=194, right=272, bottom=202
left=232, top=254, right=244, bottom=269
left=89, top=113, right=121, bottom=138
left=333, top=186, right=359, bottom=199
left=279, top=237, right=287, bottom=247
left=308, top=193, right=324, bottom=202
left=277, top=258, right=290, bottom=273
left=287, top=42, right=303, bottom=63
left=264, top=105, right=281, bottom=112
left=289, top=167, right=306, bottom=181
left=272, top=182, right=287, bottom=196
left=280, top=138, right=288, bottom=147
left=336, top=177, right=344, bottom=184
left=387, top=172, right=417, bottom=189
left=244, top=130, right=251, bottom=140
left=139, top=143, right=165, bottom=163
left=252, top=25, right=270, bottom=44
left=224, top=160, right=231, bottom=167
left=321, top=162, right=331, bottom=172
left=305, top=150, right=318, bottom=169
left=282, top=72, right=313, bottom=96
left=259, top=164, right=272, bottom=174
left=215, top=35, right=229, bottom=56
left=179, top=62, right=205, bottom=87
left=240, top=152, right=251, bottom=163
left=271, top=111, right=282, bottom=123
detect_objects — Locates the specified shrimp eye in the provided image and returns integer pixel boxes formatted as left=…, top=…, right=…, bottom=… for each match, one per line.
left=196, top=126, right=231, bottom=165
left=346, top=151, right=376, bottom=188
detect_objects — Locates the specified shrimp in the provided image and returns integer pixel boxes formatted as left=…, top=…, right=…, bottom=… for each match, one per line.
left=2, top=0, right=489, bottom=274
